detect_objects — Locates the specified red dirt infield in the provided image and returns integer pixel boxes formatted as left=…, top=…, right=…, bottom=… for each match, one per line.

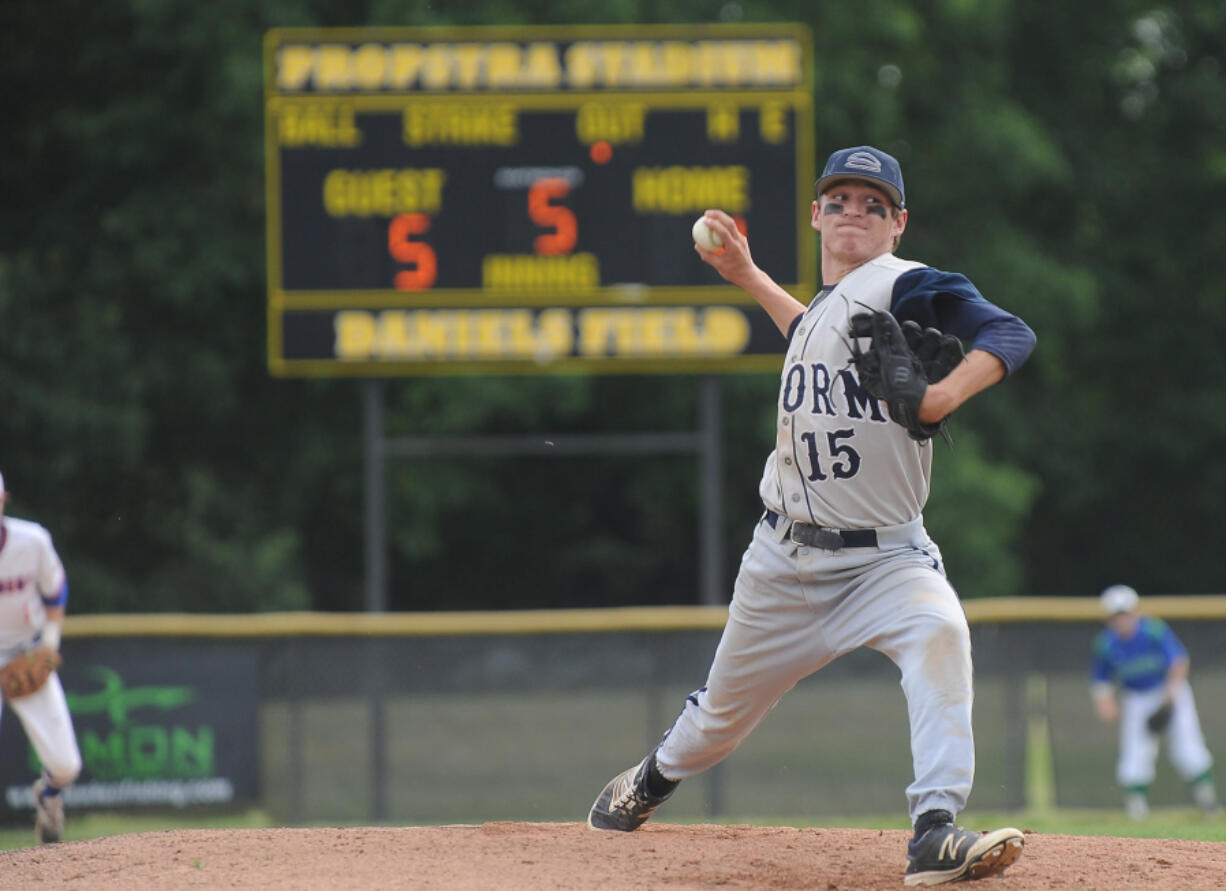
left=2, top=821, right=1224, bottom=889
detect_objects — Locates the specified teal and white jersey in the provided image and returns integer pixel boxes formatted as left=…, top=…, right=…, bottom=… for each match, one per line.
left=1091, top=616, right=1186, bottom=693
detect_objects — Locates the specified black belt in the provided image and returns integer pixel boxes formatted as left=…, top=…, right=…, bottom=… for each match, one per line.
left=764, top=509, right=878, bottom=550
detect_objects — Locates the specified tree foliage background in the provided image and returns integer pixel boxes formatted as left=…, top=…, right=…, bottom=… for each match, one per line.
left=2, top=0, right=1224, bottom=613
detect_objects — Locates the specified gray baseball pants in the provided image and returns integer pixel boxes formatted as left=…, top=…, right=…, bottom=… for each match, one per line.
left=655, top=514, right=974, bottom=822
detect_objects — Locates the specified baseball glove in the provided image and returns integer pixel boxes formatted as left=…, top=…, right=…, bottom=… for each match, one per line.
left=1146, top=700, right=1174, bottom=734
left=848, top=310, right=965, bottom=442
left=0, top=647, right=62, bottom=700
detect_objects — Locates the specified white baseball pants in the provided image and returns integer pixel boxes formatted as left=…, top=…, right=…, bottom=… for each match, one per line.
left=1117, top=681, right=1213, bottom=788
left=2, top=673, right=83, bottom=787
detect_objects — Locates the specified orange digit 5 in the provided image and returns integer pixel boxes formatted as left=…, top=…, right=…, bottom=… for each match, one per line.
left=388, top=213, right=437, bottom=290
left=528, top=178, right=577, bottom=255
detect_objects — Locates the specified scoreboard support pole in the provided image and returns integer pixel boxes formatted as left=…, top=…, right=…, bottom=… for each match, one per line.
left=360, top=379, right=728, bottom=610
left=697, top=376, right=725, bottom=607
left=363, top=379, right=389, bottom=614
left=363, top=380, right=390, bottom=822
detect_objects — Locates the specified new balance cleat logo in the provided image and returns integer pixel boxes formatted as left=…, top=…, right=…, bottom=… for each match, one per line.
left=936, top=832, right=966, bottom=862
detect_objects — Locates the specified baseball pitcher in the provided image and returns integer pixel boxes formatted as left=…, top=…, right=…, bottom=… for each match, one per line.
left=587, top=146, right=1037, bottom=886
left=1091, top=584, right=1222, bottom=819
left=0, top=471, right=82, bottom=843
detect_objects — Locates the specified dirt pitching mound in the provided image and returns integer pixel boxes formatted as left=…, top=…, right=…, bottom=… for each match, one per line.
left=1, top=822, right=1223, bottom=889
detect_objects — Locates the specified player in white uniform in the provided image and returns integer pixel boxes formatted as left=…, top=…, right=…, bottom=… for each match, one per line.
left=0, top=471, right=82, bottom=843
left=1091, top=584, right=1221, bottom=819
left=588, top=147, right=1036, bottom=885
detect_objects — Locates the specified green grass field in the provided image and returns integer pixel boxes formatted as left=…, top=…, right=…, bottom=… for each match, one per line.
left=1, top=806, right=1222, bottom=853
left=0, top=809, right=274, bottom=852
left=800, top=807, right=1226, bottom=841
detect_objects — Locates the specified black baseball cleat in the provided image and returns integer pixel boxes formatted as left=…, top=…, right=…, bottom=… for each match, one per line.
left=587, top=752, right=677, bottom=831
left=903, top=815, right=1024, bottom=886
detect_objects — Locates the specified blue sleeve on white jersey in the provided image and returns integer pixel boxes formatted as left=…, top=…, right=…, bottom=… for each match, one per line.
left=41, top=579, right=68, bottom=609
left=891, top=267, right=1036, bottom=374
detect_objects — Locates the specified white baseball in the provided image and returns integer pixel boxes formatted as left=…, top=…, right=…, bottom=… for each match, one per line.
left=691, top=216, right=723, bottom=251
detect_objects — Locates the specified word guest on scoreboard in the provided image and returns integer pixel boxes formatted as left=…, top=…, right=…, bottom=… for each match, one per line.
left=264, top=24, right=815, bottom=376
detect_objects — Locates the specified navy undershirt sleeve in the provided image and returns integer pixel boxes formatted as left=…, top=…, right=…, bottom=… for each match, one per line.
left=891, top=267, right=1036, bottom=374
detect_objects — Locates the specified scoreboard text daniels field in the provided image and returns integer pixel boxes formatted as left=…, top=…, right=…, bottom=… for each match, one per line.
left=264, top=25, right=815, bottom=376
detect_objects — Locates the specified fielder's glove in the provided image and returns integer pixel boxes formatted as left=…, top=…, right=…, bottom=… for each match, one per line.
left=848, top=310, right=965, bottom=442
left=0, top=647, right=62, bottom=700
left=1146, top=700, right=1174, bottom=734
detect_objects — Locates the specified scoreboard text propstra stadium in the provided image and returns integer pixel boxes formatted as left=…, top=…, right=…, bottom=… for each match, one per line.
left=263, top=24, right=815, bottom=377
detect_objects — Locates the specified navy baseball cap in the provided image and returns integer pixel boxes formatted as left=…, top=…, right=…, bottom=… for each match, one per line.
left=815, top=146, right=905, bottom=209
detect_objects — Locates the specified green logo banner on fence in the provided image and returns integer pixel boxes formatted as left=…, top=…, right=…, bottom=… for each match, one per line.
left=1, top=641, right=259, bottom=818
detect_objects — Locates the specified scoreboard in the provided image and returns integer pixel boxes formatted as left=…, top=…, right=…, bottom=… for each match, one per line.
left=264, top=24, right=816, bottom=376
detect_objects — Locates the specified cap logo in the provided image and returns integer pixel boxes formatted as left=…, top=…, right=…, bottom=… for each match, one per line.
left=844, top=151, right=883, bottom=173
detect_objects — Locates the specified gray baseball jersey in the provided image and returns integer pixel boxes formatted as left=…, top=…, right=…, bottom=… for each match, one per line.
left=760, top=253, right=930, bottom=529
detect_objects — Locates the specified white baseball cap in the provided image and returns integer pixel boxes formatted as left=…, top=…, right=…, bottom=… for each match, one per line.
left=0, top=470, right=6, bottom=499
left=1100, top=584, right=1139, bottom=615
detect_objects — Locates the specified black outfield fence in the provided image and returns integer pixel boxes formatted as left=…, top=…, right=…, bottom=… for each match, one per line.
left=3, top=599, right=1224, bottom=824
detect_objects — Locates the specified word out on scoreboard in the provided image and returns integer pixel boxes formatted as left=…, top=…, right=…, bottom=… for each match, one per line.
left=264, top=25, right=815, bottom=376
